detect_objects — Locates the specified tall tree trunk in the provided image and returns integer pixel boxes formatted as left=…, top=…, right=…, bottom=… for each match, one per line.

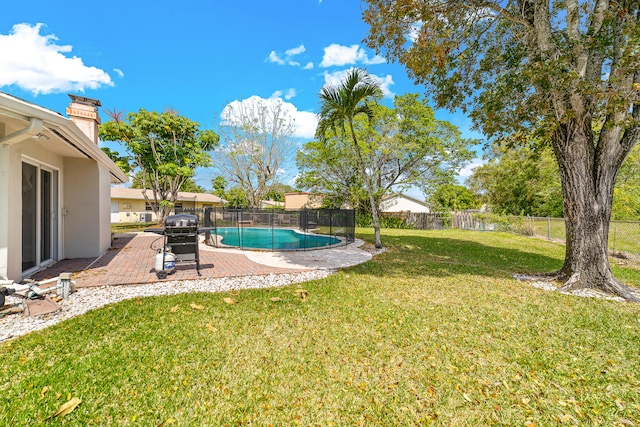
left=552, top=121, right=639, bottom=302
left=350, top=121, right=383, bottom=248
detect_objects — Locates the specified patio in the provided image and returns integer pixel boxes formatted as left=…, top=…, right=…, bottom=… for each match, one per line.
left=29, top=232, right=372, bottom=287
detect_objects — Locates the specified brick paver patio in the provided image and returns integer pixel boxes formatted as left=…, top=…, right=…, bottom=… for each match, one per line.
left=31, top=233, right=304, bottom=287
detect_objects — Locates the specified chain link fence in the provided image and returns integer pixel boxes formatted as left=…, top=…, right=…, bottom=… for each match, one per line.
left=527, top=216, right=640, bottom=256
left=380, top=211, right=640, bottom=257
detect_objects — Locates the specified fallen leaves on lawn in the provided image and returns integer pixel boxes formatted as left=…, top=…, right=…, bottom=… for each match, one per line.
left=170, top=305, right=179, bottom=312
left=294, top=289, right=308, bottom=301
left=190, top=303, right=204, bottom=310
left=50, top=397, right=81, bottom=418
left=223, top=298, right=237, bottom=305
left=269, top=297, right=282, bottom=302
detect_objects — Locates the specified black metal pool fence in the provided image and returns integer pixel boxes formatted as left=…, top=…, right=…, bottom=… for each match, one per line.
left=173, top=207, right=356, bottom=251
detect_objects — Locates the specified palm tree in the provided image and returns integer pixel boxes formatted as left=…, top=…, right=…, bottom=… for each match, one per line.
left=316, top=68, right=384, bottom=248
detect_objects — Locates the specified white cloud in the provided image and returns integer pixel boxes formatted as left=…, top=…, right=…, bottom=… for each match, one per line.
left=267, top=44, right=307, bottom=67
left=458, top=159, right=487, bottom=178
left=267, top=50, right=285, bottom=65
left=285, top=45, right=305, bottom=56
left=221, top=95, right=317, bottom=139
left=284, top=88, right=296, bottom=100
left=0, top=23, right=113, bottom=95
left=320, top=44, right=386, bottom=68
left=408, top=22, right=423, bottom=42
left=322, top=69, right=349, bottom=87
left=270, top=88, right=296, bottom=100
left=303, top=62, right=314, bottom=70
left=323, top=68, right=395, bottom=98
left=113, top=68, right=124, bottom=78
left=371, top=74, right=395, bottom=98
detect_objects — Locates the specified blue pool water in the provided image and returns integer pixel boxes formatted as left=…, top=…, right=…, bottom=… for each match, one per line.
left=213, top=227, right=340, bottom=250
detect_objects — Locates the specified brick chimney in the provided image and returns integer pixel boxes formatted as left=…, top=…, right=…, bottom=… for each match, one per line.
left=66, top=94, right=101, bottom=144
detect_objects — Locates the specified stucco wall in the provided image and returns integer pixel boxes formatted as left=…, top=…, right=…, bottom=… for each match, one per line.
left=113, top=199, right=149, bottom=223
left=111, top=198, right=225, bottom=223
left=284, top=193, right=323, bottom=210
left=0, top=144, right=9, bottom=280
left=63, top=158, right=101, bottom=258
left=1, top=140, right=65, bottom=280
left=98, top=165, right=112, bottom=253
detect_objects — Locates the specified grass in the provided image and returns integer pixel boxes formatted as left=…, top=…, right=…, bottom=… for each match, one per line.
left=529, top=217, right=640, bottom=256
left=2, top=229, right=640, bottom=426
left=111, top=222, right=157, bottom=233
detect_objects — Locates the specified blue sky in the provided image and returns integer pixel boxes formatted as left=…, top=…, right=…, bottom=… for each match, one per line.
left=0, top=0, right=485, bottom=197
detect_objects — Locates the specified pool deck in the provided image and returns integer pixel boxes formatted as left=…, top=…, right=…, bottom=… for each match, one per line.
left=29, top=232, right=372, bottom=288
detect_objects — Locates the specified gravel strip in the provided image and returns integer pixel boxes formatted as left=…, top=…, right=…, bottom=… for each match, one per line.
left=513, top=273, right=640, bottom=302
left=0, top=270, right=335, bottom=343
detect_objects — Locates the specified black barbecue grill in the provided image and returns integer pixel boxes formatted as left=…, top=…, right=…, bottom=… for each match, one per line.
left=158, top=214, right=201, bottom=278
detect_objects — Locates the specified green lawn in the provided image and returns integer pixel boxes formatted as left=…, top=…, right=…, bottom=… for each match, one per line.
left=529, top=217, right=640, bottom=256
left=111, top=221, right=157, bottom=234
left=2, top=229, right=640, bottom=426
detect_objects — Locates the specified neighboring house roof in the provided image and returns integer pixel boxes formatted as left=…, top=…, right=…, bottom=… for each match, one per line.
left=380, top=193, right=430, bottom=211
left=260, top=200, right=285, bottom=208
left=0, top=91, right=127, bottom=183
left=111, top=187, right=226, bottom=204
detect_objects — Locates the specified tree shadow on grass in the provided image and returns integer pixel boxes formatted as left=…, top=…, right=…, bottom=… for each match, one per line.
left=351, top=232, right=564, bottom=280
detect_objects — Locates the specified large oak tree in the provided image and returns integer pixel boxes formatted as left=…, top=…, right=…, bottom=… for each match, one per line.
left=363, top=0, right=640, bottom=300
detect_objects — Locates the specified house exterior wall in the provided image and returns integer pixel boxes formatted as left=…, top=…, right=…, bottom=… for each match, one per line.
left=110, top=197, right=225, bottom=223
left=284, top=193, right=323, bottom=210
left=0, top=142, right=10, bottom=280
left=380, top=196, right=430, bottom=213
left=112, top=198, right=149, bottom=223
left=2, top=140, right=66, bottom=279
left=98, top=165, right=112, bottom=253
left=0, top=92, right=127, bottom=281
left=63, top=158, right=102, bottom=258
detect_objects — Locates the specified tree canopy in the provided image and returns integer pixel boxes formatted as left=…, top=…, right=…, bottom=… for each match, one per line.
left=430, top=184, right=478, bottom=212
left=99, top=108, right=218, bottom=225
left=469, top=144, right=640, bottom=219
left=212, top=98, right=296, bottom=208
left=363, top=0, right=640, bottom=300
left=468, top=146, right=564, bottom=217
left=299, top=93, right=473, bottom=213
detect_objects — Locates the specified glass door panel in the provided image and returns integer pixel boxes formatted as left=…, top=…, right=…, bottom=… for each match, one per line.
left=41, top=170, right=52, bottom=261
left=22, top=163, right=37, bottom=272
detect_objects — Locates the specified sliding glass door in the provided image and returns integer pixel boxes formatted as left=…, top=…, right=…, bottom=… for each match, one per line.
left=22, top=162, right=58, bottom=274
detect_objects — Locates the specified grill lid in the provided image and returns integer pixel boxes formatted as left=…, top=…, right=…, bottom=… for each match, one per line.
left=165, top=214, right=198, bottom=227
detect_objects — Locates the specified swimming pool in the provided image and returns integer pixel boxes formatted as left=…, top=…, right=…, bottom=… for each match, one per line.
left=212, top=227, right=341, bottom=250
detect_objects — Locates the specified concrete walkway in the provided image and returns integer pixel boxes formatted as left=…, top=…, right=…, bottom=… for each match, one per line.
left=30, top=233, right=371, bottom=287
left=234, top=240, right=371, bottom=269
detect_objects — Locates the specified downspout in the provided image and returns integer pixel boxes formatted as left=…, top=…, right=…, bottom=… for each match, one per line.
left=0, top=117, right=44, bottom=146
